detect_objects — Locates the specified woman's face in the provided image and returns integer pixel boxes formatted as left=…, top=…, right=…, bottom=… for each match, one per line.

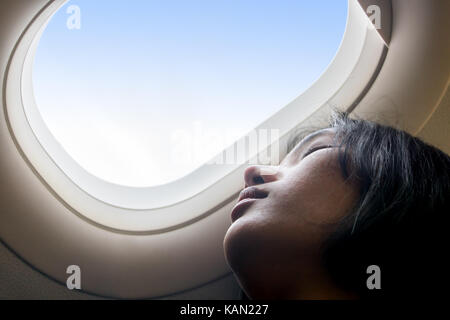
left=223, top=128, right=360, bottom=298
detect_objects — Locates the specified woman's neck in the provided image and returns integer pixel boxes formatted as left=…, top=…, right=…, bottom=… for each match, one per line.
left=240, top=263, right=357, bottom=300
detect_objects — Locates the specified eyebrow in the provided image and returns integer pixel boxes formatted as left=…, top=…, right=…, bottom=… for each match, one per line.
left=291, top=130, right=328, bottom=154
left=284, top=130, right=331, bottom=164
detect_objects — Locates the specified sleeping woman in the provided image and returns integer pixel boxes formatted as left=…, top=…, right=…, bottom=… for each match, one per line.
left=223, top=112, right=449, bottom=299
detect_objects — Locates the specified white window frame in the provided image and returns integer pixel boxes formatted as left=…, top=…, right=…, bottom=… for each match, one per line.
left=4, top=0, right=387, bottom=233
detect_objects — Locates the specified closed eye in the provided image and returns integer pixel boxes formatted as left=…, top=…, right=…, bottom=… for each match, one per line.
left=302, top=145, right=334, bottom=159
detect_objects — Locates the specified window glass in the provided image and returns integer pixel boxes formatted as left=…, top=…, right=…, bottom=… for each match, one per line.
left=33, top=0, right=347, bottom=187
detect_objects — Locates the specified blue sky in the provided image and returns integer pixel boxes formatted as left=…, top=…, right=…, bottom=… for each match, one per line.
left=33, top=0, right=347, bottom=187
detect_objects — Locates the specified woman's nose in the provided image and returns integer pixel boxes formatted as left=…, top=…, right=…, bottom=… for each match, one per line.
left=244, top=165, right=279, bottom=187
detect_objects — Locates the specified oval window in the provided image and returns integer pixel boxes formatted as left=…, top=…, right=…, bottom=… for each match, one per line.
left=33, top=0, right=347, bottom=187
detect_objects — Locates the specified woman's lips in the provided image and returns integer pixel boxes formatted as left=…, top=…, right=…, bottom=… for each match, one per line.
left=231, top=198, right=257, bottom=222
left=231, top=187, right=268, bottom=222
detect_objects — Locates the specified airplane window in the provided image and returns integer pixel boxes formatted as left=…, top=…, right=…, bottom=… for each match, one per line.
left=33, top=0, right=347, bottom=187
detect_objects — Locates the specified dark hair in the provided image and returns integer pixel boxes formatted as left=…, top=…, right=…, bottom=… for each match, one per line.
left=321, top=112, right=450, bottom=298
